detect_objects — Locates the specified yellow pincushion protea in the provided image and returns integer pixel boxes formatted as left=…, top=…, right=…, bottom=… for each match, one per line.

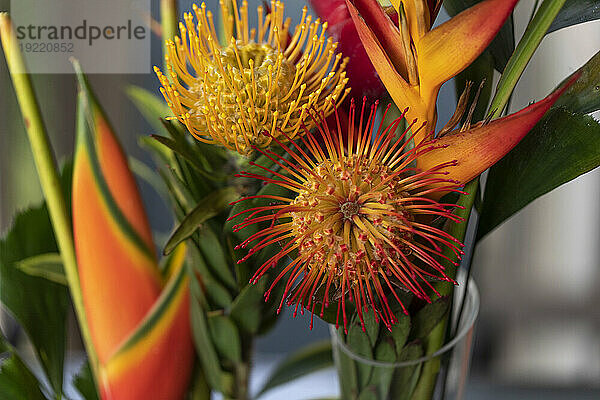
left=155, top=0, right=350, bottom=155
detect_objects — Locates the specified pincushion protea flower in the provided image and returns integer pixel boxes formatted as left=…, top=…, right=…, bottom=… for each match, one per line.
left=230, top=73, right=575, bottom=332
left=230, top=99, right=465, bottom=331
left=156, top=0, right=350, bottom=156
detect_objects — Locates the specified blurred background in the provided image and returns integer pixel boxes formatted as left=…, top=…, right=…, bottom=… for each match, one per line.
left=1, top=0, right=599, bottom=398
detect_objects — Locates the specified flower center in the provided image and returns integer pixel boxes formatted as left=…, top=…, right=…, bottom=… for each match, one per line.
left=289, top=156, right=415, bottom=289
left=189, top=42, right=296, bottom=152
left=340, top=201, right=361, bottom=220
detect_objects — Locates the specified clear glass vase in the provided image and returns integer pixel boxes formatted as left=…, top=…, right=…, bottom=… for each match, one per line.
left=330, top=278, right=479, bottom=400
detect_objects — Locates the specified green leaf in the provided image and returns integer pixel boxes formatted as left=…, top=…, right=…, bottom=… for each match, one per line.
left=208, top=315, right=242, bottom=363
left=488, top=0, right=568, bottom=117
left=478, top=108, right=600, bottom=239
left=139, top=135, right=172, bottom=166
left=409, top=297, right=451, bottom=340
left=350, top=310, right=379, bottom=349
left=256, top=341, right=334, bottom=397
left=73, top=362, right=99, bottom=400
left=126, top=85, right=171, bottom=136
left=229, top=280, right=266, bottom=334
left=387, top=343, right=424, bottom=400
left=548, top=0, right=600, bottom=33
left=14, top=253, right=66, bottom=286
left=357, top=387, right=378, bottom=400
left=188, top=368, right=211, bottom=400
left=554, top=50, right=600, bottom=115
left=190, top=290, right=224, bottom=391
left=368, top=339, right=397, bottom=400
left=196, top=226, right=237, bottom=290
left=333, top=329, right=358, bottom=400
left=204, top=278, right=234, bottom=309
left=128, top=156, right=171, bottom=207
left=444, top=0, right=515, bottom=72
left=347, top=324, right=373, bottom=390
left=363, top=310, right=380, bottom=348
left=0, top=206, right=69, bottom=395
left=151, top=134, right=222, bottom=182
left=389, top=315, right=411, bottom=354
left=0, top=335, right=47, bottom=400
left=164, top=187, right=239, bottom=255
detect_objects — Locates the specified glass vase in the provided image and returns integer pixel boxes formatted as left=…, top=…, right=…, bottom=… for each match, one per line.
left=330, top=278, right=479, bottom=400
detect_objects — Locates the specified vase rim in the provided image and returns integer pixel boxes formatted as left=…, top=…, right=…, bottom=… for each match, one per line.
left=330, top=275, right=480, bottom=368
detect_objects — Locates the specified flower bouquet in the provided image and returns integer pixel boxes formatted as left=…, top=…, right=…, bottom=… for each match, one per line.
left=0, top=0, right=599, bottom=399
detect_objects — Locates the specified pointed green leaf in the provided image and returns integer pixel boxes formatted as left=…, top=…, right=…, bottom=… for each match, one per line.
left=554, top=50, right=600, bottom=114
left=126, top=85, right=172, bottom=136
left=151, top=134, right=223, bottom=182
left=347, top=324, right=373, bottom=390
left=128, top=157, right=171, bottom=208
left=409, top=297, right=450, bottom=340
left=204, top=278, right=234, bottom=309
left=548, top=0, right=600, bottom=33
left=388, top=343, right=423, bottom=400
left=14, top=253, right=66, bottom=286
left=164, top=187, right=239, bottom=255
left=0, top=206, right=68, bottom=395
left=364, top=310, right=380, bottom=348
left=196, top=225, right=237, bottom=290
left=190, top=290, right=223, bottom=391
left=389, top=315, right=411, bottom=354
left=208, top=315, right=242, bottom=363
left=230, top=280, right=266, bottom=334
left=478, top=107, right=600, bottom=239
left=369, top=339, right=396, bottom=399
left=333, top=328, right=359, bottom=400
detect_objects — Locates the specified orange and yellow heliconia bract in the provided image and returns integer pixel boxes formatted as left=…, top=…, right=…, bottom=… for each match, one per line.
left=72, top=70, right=193, bottom=399
left=346, top=0, right=518, bottom=140
left=345, top=0, right=581, bottom=196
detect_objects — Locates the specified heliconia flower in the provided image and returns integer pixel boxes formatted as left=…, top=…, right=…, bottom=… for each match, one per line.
left=230, top=73, right=576, bottom=331
left=72, top=69, right=193, bottom=399
left=156, top=0, right=350, bottom=156
left=345, top=0, right=518, bottom=142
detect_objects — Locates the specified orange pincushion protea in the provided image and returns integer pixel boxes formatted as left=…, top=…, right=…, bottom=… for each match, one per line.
left=230, top=99, right=465, bottom=331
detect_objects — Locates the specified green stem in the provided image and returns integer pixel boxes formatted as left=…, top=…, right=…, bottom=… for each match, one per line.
left=160, top=0, right=178, bottom=70
left=411, top=2, right=569, bottom=398
left=0, top=12, right=100, bottom=387
left=234, top=362, right=250, bottom=400
left=410, top=178, right=479, bottom=400
left=489, top=0, right=568, bottom=118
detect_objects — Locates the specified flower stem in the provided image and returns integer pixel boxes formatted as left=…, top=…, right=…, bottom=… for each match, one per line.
left=160, top=0, right=178, bottom=70
left=410, top=178, right=479, bottom=400
left=488, top=0, right=568, bottom=118
left=0, top=12, right=100, bottom=388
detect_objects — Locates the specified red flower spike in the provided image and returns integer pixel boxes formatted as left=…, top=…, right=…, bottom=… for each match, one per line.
left=233, top=99, right=465, bottom=332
